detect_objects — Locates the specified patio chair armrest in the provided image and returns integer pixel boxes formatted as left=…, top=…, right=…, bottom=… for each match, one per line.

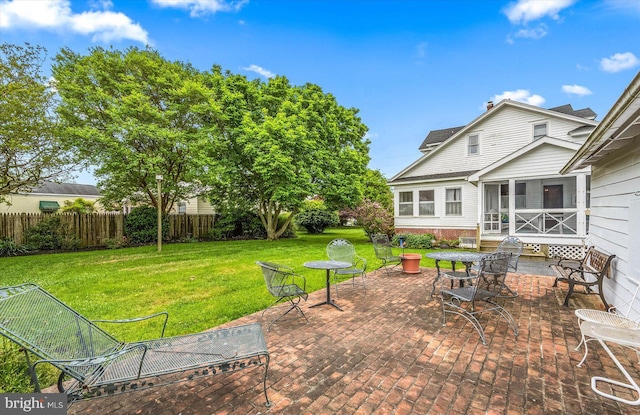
left=93, top=311, right=169, bottom=338
left=290, top=272, right=307, bottom=291
left=354, top=255, right=367, bottom=272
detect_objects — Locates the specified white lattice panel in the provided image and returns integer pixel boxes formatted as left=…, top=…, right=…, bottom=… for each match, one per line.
left=549, top=245, right=586, bottom=260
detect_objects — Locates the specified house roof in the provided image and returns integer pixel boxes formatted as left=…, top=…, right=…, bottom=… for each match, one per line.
left=30, top=181, right=101, bottom=196
left=416, top=103, right=596, bottom=152
left=418, top=126, right=465, bottom=150
left=548, top=104, right=597, bottom=120
left=388, top=170, right=479, bottom=184
left=561, top=71, right=640, bottom=174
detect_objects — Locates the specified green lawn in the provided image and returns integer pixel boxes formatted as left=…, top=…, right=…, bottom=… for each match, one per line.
left=1, top=227, right=432, bottom=341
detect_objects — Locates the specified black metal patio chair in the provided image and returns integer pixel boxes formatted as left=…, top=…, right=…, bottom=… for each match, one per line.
left=439, top=252, right=518, bottom=345
left=495, top=236, right=523, bottom=297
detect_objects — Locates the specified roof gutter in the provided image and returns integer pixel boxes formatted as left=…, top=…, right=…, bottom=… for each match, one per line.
left=561, top=71, right=640, bottom=174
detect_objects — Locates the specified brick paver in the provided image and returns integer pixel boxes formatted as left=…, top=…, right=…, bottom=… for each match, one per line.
left=68, top=268, right=640, bottom=414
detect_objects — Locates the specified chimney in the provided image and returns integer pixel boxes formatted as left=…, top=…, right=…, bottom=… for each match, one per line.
left=486, top=101, right=494, bottom=111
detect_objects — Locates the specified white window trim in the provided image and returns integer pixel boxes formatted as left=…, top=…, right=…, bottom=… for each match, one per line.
left=445, top=187, right=462, bottom=216
left=468, top=134, right=479, bottom=155
left=398, top=191, right=414, bottom=216
left=533, top=121, right=548, bottom=141
left=418, top=189, right=435, bottom=216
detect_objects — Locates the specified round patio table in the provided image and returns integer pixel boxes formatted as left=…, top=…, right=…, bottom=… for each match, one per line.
left=304, top=260, right=351, bottom=311
left=426, top=251, right=485, bottom=296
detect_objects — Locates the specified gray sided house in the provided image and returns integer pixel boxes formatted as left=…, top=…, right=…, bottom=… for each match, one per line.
left=561, top=70, right=640, bottom=318
left=389, top=99, right=598, bottom=257
left=0, top=181, right=101, bottom=214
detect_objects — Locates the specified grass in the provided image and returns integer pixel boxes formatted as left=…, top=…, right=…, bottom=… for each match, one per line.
left=1, top=227, right=432, bottom=341
left=0, top=226, right=441, bottom=392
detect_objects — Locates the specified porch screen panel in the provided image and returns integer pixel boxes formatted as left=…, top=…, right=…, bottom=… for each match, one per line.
left=446, top=188, right=462, bottom=215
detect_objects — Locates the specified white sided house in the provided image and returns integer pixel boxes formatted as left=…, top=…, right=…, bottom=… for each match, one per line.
left=389, top=99, right=598, bottom=257
left=561, top=70, right=640, bottom=318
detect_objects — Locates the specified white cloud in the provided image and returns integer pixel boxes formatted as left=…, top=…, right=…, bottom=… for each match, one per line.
left=151, top=0, right=248, bottom=17
left=562, top=84, right=593, bottom=96
left=490, top=89, right=546, bottom=107
left=503, top=0, right=576, bottom=24
left=600, top=52, right=640, bottom=73
left=0, top=0, right=149, bottom=44
left=513, top=24, right=548, bottom=40
left=243, top=64, right=275, bottom=79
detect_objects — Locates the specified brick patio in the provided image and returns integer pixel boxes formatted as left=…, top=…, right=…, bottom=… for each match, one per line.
left=68, top=267, right=640, bottom=415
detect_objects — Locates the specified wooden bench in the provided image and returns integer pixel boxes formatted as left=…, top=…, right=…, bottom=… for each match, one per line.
left=550, top=246, right=616, bottom=309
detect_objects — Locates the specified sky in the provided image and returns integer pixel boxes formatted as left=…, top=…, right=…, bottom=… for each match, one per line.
left=1, top=0, right=639, bottom=185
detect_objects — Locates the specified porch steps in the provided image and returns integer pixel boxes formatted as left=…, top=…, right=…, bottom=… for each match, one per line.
left=478, top=240, right=547, bottom=258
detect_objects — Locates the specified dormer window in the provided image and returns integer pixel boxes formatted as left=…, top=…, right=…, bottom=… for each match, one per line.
left=468, top=134, right=479, bottom=155
left=533, top=123, right=547, bottom=140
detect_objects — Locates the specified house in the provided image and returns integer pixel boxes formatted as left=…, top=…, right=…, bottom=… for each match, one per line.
left=561, top=70, right=640, bottom=318
left=0, top=181, right=101, bottom=214
left=389, top=99, right=598, bottom=257
left=176, top=196, right=215, bottom=215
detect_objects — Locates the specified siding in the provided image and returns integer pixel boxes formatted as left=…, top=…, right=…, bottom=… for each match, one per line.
left=480, top=145, right=577, bottom=181
left=588, top=142, right=640, bottom=319
left=0, top=194, right=102, bottom=214
left=401, top=106, right=590, bottom=179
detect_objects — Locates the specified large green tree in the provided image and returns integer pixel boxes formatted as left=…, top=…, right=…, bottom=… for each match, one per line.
left=203, top=70, right=370, bottom=240
left=363, top=169, right=393, bottom=210
left=0, top=43, right=72, bottom=203
left=52, top=47, right=220, bottom=213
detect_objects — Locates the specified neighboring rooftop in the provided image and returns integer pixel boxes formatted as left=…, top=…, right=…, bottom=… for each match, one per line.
left=31, top=181, right=100, bottom=196
left=548, top=104, right=597, bottom=120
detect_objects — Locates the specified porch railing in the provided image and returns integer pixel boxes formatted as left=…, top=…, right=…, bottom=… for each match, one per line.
left=513, top=209, right=578, bottom=235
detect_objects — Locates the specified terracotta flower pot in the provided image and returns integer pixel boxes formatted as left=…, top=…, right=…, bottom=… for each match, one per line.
left=400, top=253, right=422, bottom=274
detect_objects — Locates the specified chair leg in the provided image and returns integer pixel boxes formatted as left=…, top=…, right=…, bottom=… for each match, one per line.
left=591, top=339, right=640, bottom=405
left=266, top=297, right=308, bottom=331
left=563, top=281, right=575, bottom=306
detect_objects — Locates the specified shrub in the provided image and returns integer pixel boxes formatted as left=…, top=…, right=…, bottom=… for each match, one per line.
left=352, top=199, right=394, bottom=238
left=124, top=206, right=168, bottom=245
left=104, top=236, right=128, bottom=249
left=0, top=238, right=27, bottom=257
left=392, top=233, right=436, bottom=249
left=294, top=209, right=338, bottom=234
left=25, top=216, right=64, bottom=250
left=24, top=216, right=81, bottom=251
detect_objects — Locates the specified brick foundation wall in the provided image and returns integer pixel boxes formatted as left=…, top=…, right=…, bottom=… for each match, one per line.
left=395, top=228, right=476, bottom=240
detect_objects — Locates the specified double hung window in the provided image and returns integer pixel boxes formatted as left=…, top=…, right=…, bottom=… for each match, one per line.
left=399, top=191, right=413, bottom=216
left=445, top=188, right=462, bottom=215
left=419, top=190, right=435, bottom=216
left=468, top=134, right=479, bottom=155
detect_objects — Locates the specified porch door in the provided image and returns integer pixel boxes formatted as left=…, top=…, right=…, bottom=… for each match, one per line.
left=483, top=184, right=501, bottom=233
left=544, top=185, right=563, bottom=232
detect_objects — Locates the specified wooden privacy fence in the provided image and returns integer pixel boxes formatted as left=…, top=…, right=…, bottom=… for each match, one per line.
left=0, top=213, right=216, bottom=248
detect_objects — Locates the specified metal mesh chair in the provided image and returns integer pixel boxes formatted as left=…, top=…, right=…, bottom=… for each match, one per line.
left=257, top=261, right=309, bottom=330
left=371, top=234, right=402, bottom=276
left=495, top=236, right=523, bottom=297
left=440, top=252, right=518, bottom=345
left=326, top=238, right=367, bottom=296
left=0, top=283, right=270, bottom=405
left=575, top=276, right=640, bottom=368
